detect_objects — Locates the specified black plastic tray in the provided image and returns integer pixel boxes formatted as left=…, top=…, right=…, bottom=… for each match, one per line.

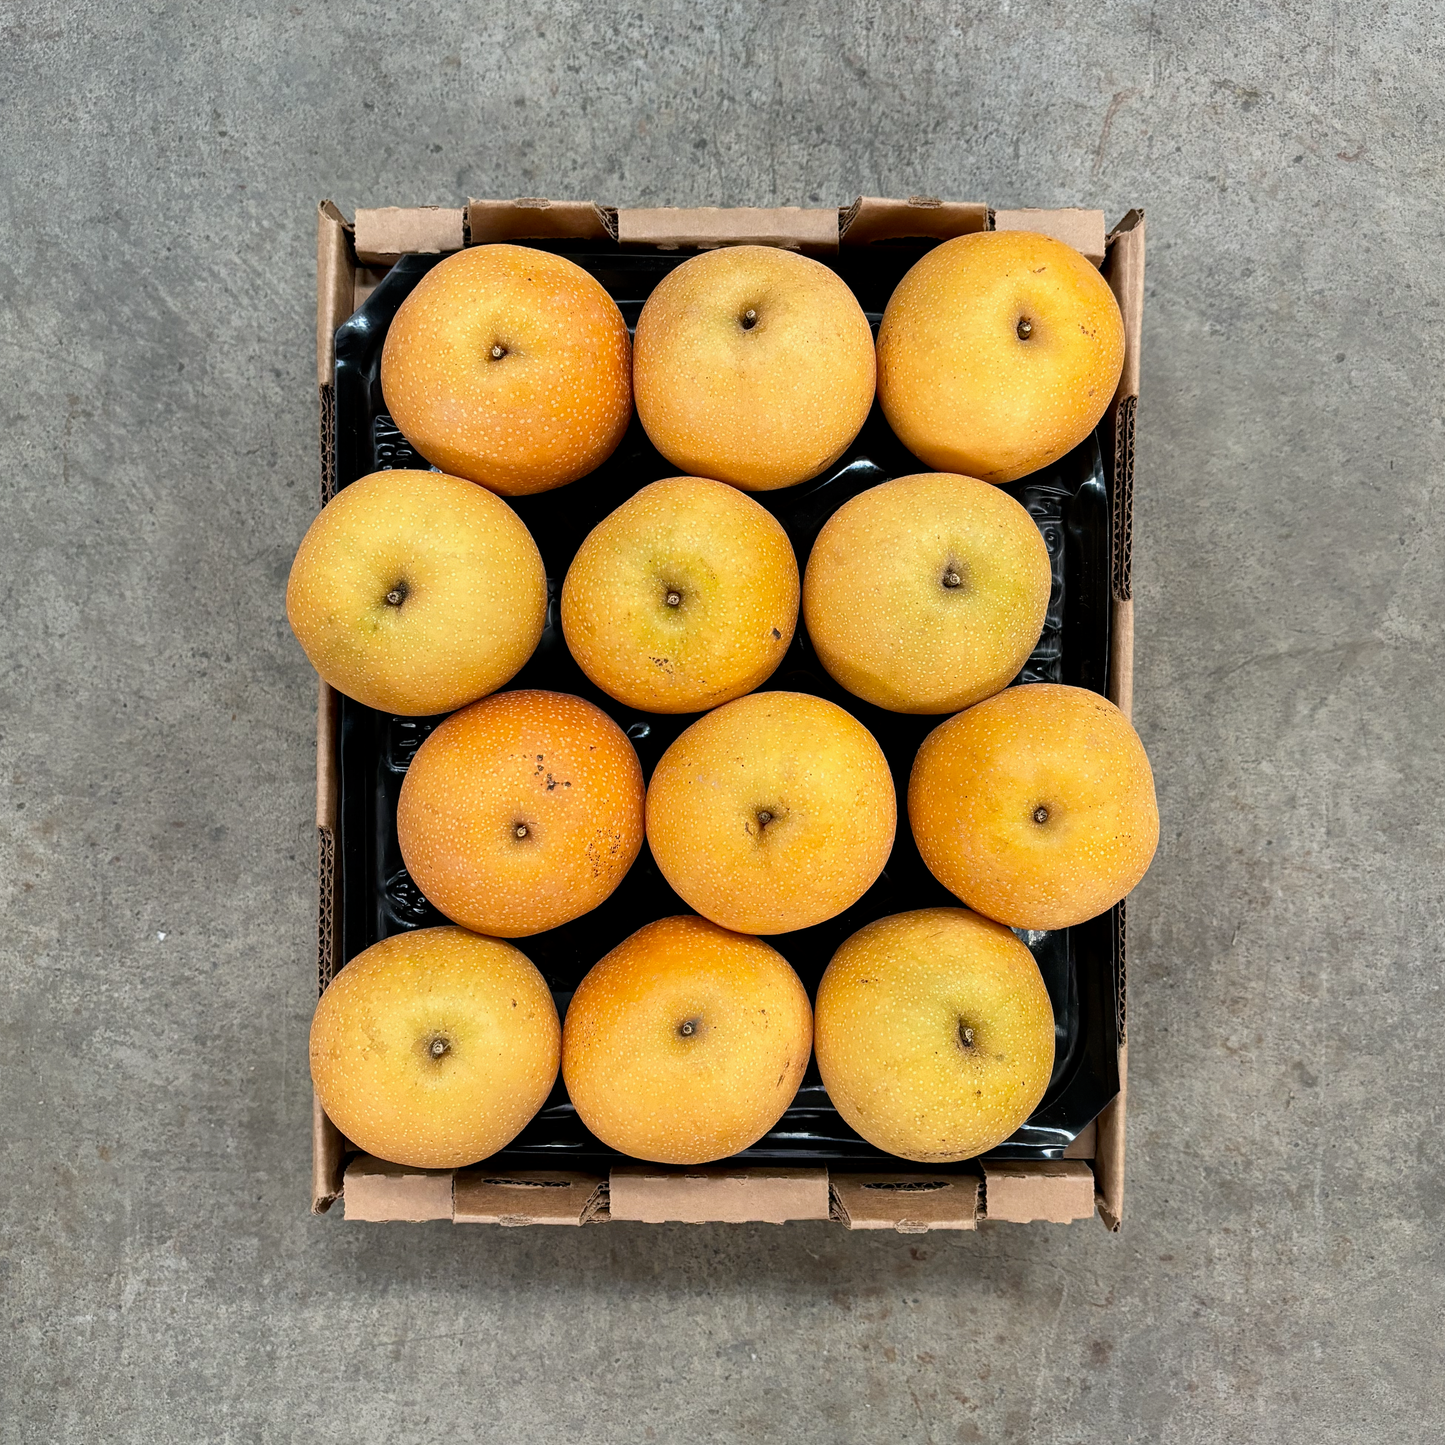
left=330, top=244, right=1120, bottom=1172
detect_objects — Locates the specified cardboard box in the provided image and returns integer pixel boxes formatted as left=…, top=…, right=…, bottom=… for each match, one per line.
left=311, top=196, right=1144, bottom=1232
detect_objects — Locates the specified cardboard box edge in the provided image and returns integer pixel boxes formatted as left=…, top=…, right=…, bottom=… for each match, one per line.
left=1105, top=212, right=1144, bottom=608
left=839, top=195, right=989, bottom=245
left=982, top=1160, right=1097, bottom=1224
left=354, top=205, right=465, bottom=265
left=316, top=201, right=353, bottom=391
left=1107, top=210, right=1146, bottom=406
left=608, top=1166, right=831, bottom=1224
left=467, top=197, right=614, bottom=244
left=311, top=201, right=356, bottom=1215
left=1093, top=208, right=1143, bottom=1230
left=830, top=1174, right=980, bottom=1232
left=1094, top=1044, right=1128, bottom=1230
left=311, top=1093, right=346, bottom=1214
left=993, top=206, right=1107, bottom=265
left=453, top=1169, right=608, bottom=1226
left=616, top=206, right=839, bottom=254
left=342, top=1157, right=455, bottom=1222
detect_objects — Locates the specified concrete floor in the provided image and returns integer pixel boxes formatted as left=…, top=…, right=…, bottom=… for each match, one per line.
left=2, top=2, right=1441, bottom=1441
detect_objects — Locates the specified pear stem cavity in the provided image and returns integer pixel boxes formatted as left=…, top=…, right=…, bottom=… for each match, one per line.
left=1017, top=317, right=1034, bottom=340
left=741, top=308, right=759, bottom=331
left=958, top=1022, right=975, bottom=1050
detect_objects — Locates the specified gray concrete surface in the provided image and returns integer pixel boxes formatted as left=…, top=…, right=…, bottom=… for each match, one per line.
left=2, top=2, right=1441, bottom=1441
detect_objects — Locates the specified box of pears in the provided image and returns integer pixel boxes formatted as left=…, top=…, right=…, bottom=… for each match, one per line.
left=297, top=197, right=1146, bottom=1231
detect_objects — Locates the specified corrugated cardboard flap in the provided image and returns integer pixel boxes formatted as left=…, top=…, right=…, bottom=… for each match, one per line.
left=454, top=1169, right=607, bottom=1226
left=1109, top=596, right=1135, bottom=722
left=1105, top=209, right=1145, bottom=405
left=1092, top=209, right=1144, bottom=1234
left=316, top=201, right=355, bottom=389
left=840, top=195, right=988, bottom=245
left=609, top=1165, right=830, bottom=1224
left=1094, top=1046, right=1128, bottom=1230
left=830, top=1174, right=979, bottom=1232
left=982, top=1160, right=1097, bottom=1223
left=353, top=206, right=465, bottom=265
left=617, top=207, right=838, bottom=255
left=993, top=207, right=1107, bottom=266
left=467, top=197, right=614, bottom=244
left=310, top=1094, right=346, bottom=1214
left=315, top=679, right=341, bottom=995
left=343, top=1156, right=454, bottom=1222
left=1104, top=210, right=1144, bottom=606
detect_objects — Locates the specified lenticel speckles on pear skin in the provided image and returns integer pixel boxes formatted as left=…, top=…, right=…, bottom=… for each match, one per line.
left=633, top=245, right=876, bottom=491
left=561, top=475, right=800, bottom=713
left=908, top=683, right=1158, bottom=930
left=397, top=689, right=645, bottom=939
left=380, top=243, right=633, bottom=496
left=562, top=915, right=813, bottom=1165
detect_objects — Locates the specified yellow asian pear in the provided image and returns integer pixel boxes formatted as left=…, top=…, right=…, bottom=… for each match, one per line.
left=397, top=690, right=645, bottom=938
left=285, top=469, right=546, bottom=715
left=645, top=690, right=896, bottom=934
left=908, top=683, right=1158, bottom=929
left=814, top=908, right=1055, bottom=1162
left=633, top=245, right=875, bottom=490
left=803, top=471, right=1051, bottom=713
left=877, top=230, right=1124, bottom=483
left=561, top=475, right=799, bottom=713
left=309, top=925, right=560, bottom=1169
left=381, top=244, right=632, bottom=496
left=562, top=915, right=812, bottom=1165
